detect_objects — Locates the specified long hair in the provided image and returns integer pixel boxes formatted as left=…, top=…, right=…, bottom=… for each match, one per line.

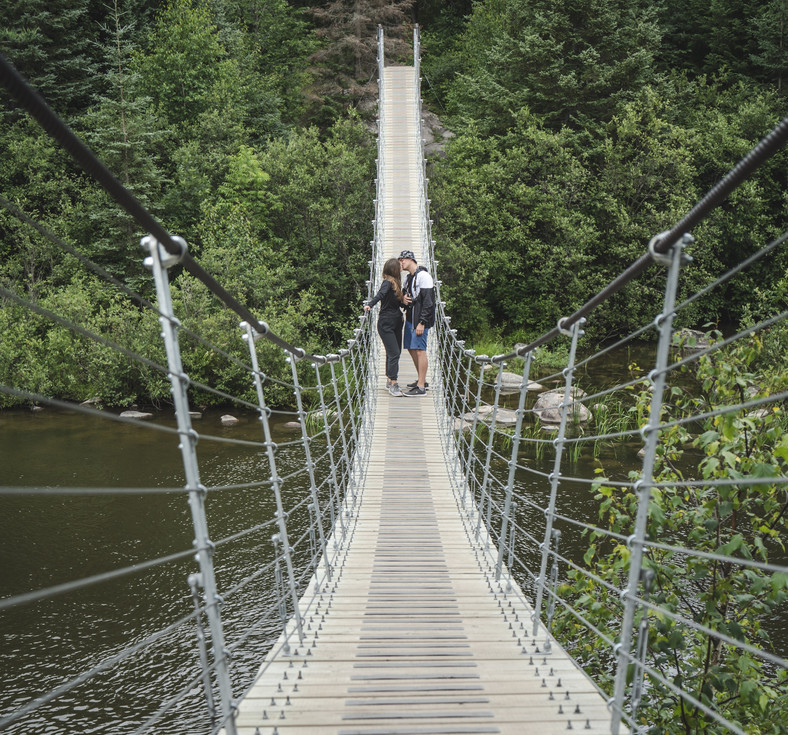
left=382, top=258, right=405, bottom=303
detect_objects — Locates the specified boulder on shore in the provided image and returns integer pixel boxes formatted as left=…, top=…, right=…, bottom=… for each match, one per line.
left=482, top=367, right=545, bottom=394
left=462, top=405, right=519, bottom=426
left=675, top=328, right=712, bottom=354
left=120, top=410, right=153, bottom=420
left=453, top=417, right=473, bottom=433
left=533, top=389, right=592, bottom=425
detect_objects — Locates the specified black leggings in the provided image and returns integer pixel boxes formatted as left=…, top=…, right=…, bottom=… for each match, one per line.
left=378, top=315, right=403, bottom=381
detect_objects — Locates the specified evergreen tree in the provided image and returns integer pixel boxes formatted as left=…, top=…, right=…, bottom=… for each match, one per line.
left=749, top=0, right=788, bottom=92
left=134, top=0, right=239, bottom=130
left=704, top=0, right=761, bottom=79
left=77, top=0, right=168, bottom=291
left=448, top=0, right=662, bottom=135
left=0, top=0, right=101, bottom=119
left=223, top=0, right=317, bottom=125
left=134, top=0, right=260, bottom=234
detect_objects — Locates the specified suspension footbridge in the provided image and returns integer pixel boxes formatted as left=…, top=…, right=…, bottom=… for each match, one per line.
left=2, top=26, right=788, bottom=735
left=234, top=385, right=608, bottom=733
left=227, top=57, right=610, bottom=735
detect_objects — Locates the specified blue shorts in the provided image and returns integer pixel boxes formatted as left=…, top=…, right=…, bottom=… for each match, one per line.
left=404, top=321, right=429, bottom=350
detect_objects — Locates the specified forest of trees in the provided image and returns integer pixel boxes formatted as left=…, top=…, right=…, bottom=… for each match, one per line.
left=2, top=4, right=788, bottom=731
left=1, top=0, right=787, bottom=406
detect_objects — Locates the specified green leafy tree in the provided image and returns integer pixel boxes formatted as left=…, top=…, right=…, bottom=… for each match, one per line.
left=558, top=333, right=788, bottom=732
left=431, top=111, right=599, bottom=340
left=164, top=115, right=376, bottom=405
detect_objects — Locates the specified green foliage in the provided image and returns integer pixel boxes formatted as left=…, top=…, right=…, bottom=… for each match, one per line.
left=2, top=0, right=788, bottom=415
left=134, top=0, right=235, bottom=129
left=0, top=0, right=102, bottom=118
left=198, top=116, right=375, bottom=341
left=656, top=0, right=787, bottom=88
left=221, top=0, right=317, bottom=125
left=0, top=277, right=165, bottom=408
left=432, top=73, right=787, bottom=343
left=0, top=0, right=372, bottom=409
left=556, top=332, right=788, bottom=732
left=748, top=0, right=788, bottom=91
left=447, top=0, right=663, bottom=135
left=431, top=111, right=599, bottom=340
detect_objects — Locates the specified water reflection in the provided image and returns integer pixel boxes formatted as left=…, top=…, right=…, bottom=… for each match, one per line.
left=0, top=407, right=311, bottom=734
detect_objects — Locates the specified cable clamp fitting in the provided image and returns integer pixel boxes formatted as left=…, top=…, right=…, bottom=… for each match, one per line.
left=141, top=234, right=188, bottom=270
left=649, top=231, right=694, bottom=266
left=557, top=317, right=573, bottom=336
left=648, top=230, right=673, bottom=265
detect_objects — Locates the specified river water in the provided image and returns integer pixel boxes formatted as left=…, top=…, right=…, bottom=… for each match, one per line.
left=0, top=408, right=308, bottom=734
left=1, top=343, right=785, bottom=732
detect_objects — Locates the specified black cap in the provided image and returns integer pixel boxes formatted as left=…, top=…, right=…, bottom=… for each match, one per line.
left=399, top=249, right=416, bottom=261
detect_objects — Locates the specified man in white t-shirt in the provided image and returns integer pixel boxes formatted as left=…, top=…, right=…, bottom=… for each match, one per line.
left=398, top=250, right=435, bottom=397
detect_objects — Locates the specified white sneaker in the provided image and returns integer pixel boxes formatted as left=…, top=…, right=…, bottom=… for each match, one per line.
left=388, top=382, right=402, bottom=397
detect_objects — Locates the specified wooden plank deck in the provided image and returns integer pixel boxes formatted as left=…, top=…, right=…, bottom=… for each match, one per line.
left=229, top=65, right=612, bottom=735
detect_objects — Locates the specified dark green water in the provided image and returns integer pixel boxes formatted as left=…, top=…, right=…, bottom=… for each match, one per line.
left=0, top=408, right=309, bottom=734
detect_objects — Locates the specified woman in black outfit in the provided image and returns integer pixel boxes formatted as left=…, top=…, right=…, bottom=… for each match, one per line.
left=364, top=258, right=408, bottom=396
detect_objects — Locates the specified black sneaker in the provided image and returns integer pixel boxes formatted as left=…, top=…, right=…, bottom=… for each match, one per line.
left=402, top=385, right=427, bottom=397
left=406, top=381, right=429, bottom=389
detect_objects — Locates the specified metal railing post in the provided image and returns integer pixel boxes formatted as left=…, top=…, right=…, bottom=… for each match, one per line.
left=240, top=322, right=304, bottom=646
left=447, top=338, right=467, bottom=489
left=543, top=529, right=562, bottom=654
left=288, top=352, right=331, bottom=587
left=188, top=573, right=216, bottom=728
left=314, top=362, right=347, bottom=546
left=377, top=24, right=384, bottom=81
left=272, top=534, right=291, bottom=655
left=463, top=354, right=486, bottom=514
left=610, top=235, right=691, bottom=734
left=629, top=569, right=655, bottom=729
left=506, top=501, right=517, bottom=592
left=532, top=317, right=585, bottom=641
left=496, top=351, right=534, bottom=580
left=476, top=363, right=503, bottom=545
left=141, top=235, right=237, bottom=734
left=329, top=358, right=354, bottom=517
left=339, top=349, right=360, bottom=510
